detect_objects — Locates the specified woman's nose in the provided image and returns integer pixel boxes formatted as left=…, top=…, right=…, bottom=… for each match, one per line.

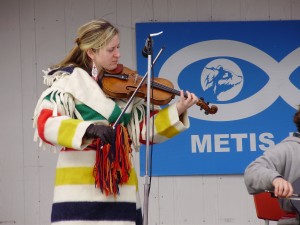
left=114, top=49, right=121, bottom=58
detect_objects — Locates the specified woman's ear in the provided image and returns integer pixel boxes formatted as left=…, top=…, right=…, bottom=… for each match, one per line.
left=86, top=48, right=95, bottom=60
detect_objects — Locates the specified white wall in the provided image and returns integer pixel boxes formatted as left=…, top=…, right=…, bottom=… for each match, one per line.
left=0, top=0, right=299, bottom=224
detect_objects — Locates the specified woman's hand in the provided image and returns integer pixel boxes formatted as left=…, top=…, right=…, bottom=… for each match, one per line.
left=84, top=124, right=115, bottom=145
left=272, top=177, right=294, bottom=198
left=176, top=90, right=198, bottom=116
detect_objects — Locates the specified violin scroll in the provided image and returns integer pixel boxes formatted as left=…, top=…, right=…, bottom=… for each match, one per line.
left=197, top=97, right=218, bottom=115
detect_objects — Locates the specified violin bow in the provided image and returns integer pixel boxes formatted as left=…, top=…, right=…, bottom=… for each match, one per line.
left=111, top=47, right=165, bottom=129
left=265, top=190, right=300, bottom=200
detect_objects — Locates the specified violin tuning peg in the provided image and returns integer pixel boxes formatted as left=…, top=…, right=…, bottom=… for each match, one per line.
left=205, top=111, right=209, bottom=115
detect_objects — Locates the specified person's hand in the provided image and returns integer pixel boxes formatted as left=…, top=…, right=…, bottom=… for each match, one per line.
left=84, top=124, right=115, bottom=145
left=272, top=177, right=294, bottom=198
left=176, top=90, right=198, bottom=116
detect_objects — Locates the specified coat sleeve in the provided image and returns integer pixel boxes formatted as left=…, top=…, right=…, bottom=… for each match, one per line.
left=35, top=92, right=93, bottom=150
left=139, top=102, right=190, bottom=144
left=243, top=143, right=286, bottom=194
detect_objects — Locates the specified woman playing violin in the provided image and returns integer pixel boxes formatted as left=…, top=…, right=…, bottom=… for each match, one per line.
left=33, top=19, right=198, bottom=225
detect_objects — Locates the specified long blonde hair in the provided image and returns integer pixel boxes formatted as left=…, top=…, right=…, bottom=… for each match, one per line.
left=52, top=19, right=119, bottom=73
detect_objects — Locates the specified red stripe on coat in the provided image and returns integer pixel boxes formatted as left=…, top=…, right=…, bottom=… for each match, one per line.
left=37, top=109, right=58, bottom=145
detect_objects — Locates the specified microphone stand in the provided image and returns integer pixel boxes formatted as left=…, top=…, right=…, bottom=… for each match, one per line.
left=142, top=35, right=152, bottom=225
left=142, top=31, right=163, bottom=225
left=109, top=32, right=163, bottom=225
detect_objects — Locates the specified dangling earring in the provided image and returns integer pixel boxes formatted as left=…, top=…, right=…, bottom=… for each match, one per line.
left=92, top=61, right=98, bottom=80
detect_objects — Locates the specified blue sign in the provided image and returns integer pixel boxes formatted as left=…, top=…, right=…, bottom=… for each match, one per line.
left=136, top=21, right=300, bottom=176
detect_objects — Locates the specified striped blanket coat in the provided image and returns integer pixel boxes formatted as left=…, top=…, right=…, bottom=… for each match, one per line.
left=33, top=66, right=190, bottom=225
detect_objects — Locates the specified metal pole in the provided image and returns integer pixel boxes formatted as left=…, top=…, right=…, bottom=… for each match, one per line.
left=143, top=48, right=152, bottom=225
left=142, top=31, right=163, bottom=225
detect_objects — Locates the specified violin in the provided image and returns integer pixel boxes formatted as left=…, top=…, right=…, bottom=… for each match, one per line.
left=101, top=64, right=218, bottom=115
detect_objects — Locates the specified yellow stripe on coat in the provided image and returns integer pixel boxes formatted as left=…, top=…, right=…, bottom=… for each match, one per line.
left=154, top=107, right=180, bottom=138
left=58, top=119, right=81, bottom=147
left=55, top=167, right=138, bottom=190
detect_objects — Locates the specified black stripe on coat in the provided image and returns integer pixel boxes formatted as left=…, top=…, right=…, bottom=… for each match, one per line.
left=51, top=201, right=137, bottom=222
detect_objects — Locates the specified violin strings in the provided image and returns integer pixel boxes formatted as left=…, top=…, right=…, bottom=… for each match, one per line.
left=135, top=75, right=185, bottom=97
left=151, top=80, right=180, bottom=95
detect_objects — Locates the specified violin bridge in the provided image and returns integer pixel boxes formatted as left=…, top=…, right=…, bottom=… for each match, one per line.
left=134, top=73, right=138, bottom=85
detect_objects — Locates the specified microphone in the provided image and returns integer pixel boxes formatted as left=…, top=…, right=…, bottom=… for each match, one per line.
left=142, top=37, right=152, bottom=58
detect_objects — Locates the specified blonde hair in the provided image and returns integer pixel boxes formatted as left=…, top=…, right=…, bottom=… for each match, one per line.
left=52, top=19, right=119, bottom=73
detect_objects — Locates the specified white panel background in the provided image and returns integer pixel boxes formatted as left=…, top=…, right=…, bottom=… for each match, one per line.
left=0, top=0, right=299, bottom=224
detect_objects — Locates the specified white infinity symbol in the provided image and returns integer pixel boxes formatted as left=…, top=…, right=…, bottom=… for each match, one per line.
left=159, top=40, right=300, bottom=121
